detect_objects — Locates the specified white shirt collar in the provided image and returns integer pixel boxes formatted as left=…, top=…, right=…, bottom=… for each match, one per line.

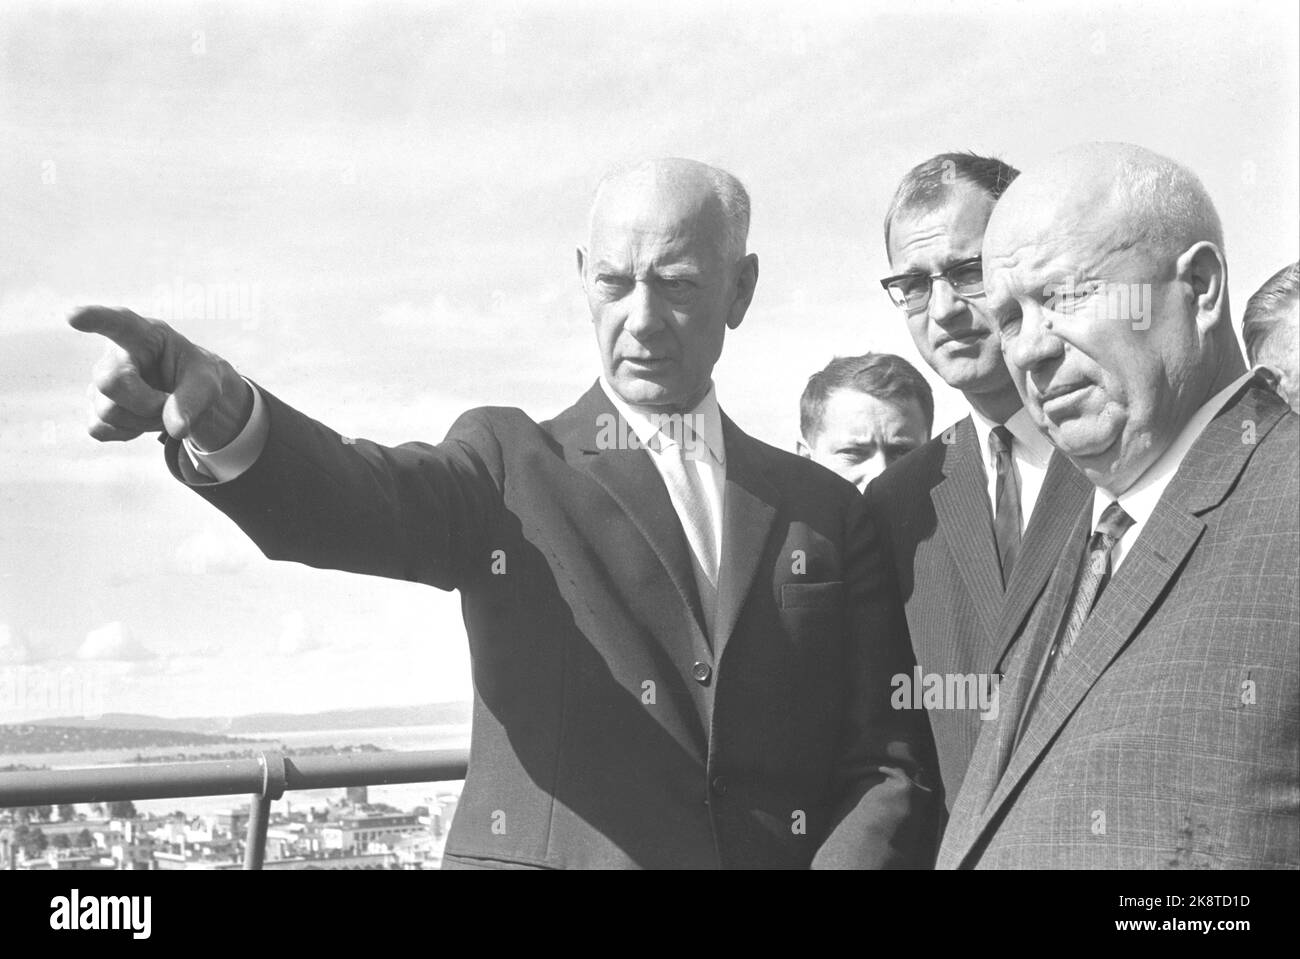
left=969, top=405, right=1055, bottom=469
left=598, top=377, right=726, bottom=467
left=1092, top=370, right=1256, bottom=531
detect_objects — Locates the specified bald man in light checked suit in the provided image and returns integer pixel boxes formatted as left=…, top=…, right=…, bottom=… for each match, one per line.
left=939, top=142, right=1299, bottom=869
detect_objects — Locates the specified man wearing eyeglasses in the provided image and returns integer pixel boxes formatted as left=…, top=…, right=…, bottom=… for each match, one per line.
left=867, top=153, right=1091, bottom=837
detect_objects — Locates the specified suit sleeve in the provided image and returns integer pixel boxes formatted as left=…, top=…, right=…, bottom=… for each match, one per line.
left=811, top=491, right=941, bottom=868
left=164, top=385, right=506, bottom=591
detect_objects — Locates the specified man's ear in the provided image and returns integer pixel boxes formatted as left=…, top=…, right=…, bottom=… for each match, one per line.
left=796, top=436, right=811, bottom=459
left=576, top=246, right=588, bottom=287
left=726, top=253, right=760, bottom=331
left=1176, top=241, right=1228, bottom=337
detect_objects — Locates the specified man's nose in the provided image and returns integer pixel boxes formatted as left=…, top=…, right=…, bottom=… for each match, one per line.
left=1006, top=302, right=1064, bottom=375
left=623, top=281, right=666, bottom=338
left=852, top=452, right=889, bottom=491
left=927, top=278, right=966, bottom=325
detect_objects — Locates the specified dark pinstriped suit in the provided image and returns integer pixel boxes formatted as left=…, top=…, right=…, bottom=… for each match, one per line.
left=939, top=379, right=1299, bottom=868
left=864, top=416, right=1092, bottom=826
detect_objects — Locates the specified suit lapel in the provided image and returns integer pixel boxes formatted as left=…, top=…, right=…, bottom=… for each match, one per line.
left=932, top=417, right=1004, bottom=645
left=960, top=506, right=1205, bottom=867
left=994, top=451, right=1093, bottom=668
left=553, top=383, right=712, bottom=656
left=937, top=505, right=1088, bottom=868
left=712, top=413, right=779, bottom=664
left=947, top=379, right=1289, bottom=867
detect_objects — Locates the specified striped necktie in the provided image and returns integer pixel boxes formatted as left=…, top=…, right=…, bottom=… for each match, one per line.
left=989, top=424, right=1022, bottom=587
left=1013, top=500, right=1135, bottom=749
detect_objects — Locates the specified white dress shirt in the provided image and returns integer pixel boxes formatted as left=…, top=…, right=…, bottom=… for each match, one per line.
left=182, top=379, right=268, bottom=483
left=1092, top=370, right=1256, bottom=572
left=969, top=405, right=1055, bottom=524
left=598, top=377, right=727, bottom=631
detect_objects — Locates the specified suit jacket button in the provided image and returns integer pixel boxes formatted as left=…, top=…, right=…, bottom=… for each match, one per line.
left=711, top=775, right=728, bottom=795
left=691, top=661, right=712, bottom=685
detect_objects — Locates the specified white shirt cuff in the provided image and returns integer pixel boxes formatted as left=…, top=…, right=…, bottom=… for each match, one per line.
left=181, top=380, right=269, bottom=484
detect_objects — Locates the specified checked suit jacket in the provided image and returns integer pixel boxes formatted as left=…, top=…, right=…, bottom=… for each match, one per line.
left=166, top=380, right=937, bottom=869
left=864, top=416, right=1092, bottom=821
left=938, top=378, right=1300, bottom=869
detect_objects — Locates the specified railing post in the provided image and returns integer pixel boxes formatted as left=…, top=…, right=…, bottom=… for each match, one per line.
left=243, top=750, right=286, bottom=871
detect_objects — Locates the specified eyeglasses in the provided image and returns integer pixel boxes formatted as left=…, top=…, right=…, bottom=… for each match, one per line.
left=879, top=256, right=985, bottom=313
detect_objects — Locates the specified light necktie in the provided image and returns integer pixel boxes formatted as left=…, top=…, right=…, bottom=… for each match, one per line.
left=1013, top=500, right=1135, bottom=749
left=988, top=424, right=1023, bottom=588
left=652, top=424, right=721, bottom=634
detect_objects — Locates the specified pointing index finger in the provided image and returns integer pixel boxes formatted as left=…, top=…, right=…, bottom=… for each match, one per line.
left=68, top=307, right=161, bottom=357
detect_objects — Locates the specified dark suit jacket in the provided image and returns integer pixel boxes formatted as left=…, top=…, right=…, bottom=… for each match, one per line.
left=865, top=416, right=1092, bottom=821
left=938, top=379, right=1300, bottom=869
left=167, top=381, right=936, bottom=869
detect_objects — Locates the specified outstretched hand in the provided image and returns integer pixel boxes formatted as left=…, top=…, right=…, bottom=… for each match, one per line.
left=69, top=307, right=252, bottom=450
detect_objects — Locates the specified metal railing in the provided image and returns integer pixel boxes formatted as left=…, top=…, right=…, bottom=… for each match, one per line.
left=0, top=748, right=470, bottom=869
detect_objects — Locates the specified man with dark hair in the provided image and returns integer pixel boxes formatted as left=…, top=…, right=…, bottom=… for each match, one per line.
left=1242, top=261, right=1299, bottom=413
left=882, top=152, right=1020, bottom=253
left=867, top=152, right=1092, bottom=831
left=798, top=352, right=933, bottom=491
left=940, top=143, right=1297, bottom=869
left=69, top=157, right=936, bottom=870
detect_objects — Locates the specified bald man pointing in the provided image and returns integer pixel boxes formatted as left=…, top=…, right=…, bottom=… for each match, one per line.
left=71, top=158, right=935, bottom=869
left=939, top=143, right=1299, bottom=869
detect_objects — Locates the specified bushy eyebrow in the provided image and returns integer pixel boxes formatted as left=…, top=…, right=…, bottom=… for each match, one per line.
left=591, top=259, right=630, bottom=275
left=831, top=435, right=880, bottom=451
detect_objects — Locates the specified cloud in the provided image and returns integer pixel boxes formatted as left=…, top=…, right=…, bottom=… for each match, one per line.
left=161, top=655, right=214, bottom=677
left=374, top=297, right=458, bottom=331
left=173, top=523, right=259, bottom=575
left=276, top=610, right=320, bottom=655
left=78, top=621, right=155, bottom=662
left=0, top=623, right=31, bottom=665
left=0, top=285, right=85, bottom=336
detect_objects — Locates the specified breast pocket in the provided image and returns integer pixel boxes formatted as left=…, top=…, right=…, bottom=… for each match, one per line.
left=780, top=580, right=845, bottom=610
left=778, top=581, right=848, bottom=664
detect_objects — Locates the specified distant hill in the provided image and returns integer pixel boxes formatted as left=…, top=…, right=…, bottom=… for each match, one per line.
left=20, top=702, right=472, bottom=736
left=0, top=724, right=254, bottom=755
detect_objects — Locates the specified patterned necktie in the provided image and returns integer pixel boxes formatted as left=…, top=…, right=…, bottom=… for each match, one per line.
left=989, top=425, right=1023, bottom=587
left=1013, top=500, right=1135, bottom=749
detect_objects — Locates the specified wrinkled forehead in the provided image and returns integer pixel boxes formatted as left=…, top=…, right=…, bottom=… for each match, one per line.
left=984, top=179, right=1135, bottom=288
left=820, top=389, right=925, bottom=437
left=888, top=183, right=997, bottom=263
left=588, top=173, right=727, bottom=259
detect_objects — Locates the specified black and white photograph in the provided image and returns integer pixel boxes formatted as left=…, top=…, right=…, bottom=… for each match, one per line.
left=1, top=0, right=1296, bottom=911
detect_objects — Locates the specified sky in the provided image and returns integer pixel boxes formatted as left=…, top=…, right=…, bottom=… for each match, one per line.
left=1, top=0, right=1296, bottom=721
